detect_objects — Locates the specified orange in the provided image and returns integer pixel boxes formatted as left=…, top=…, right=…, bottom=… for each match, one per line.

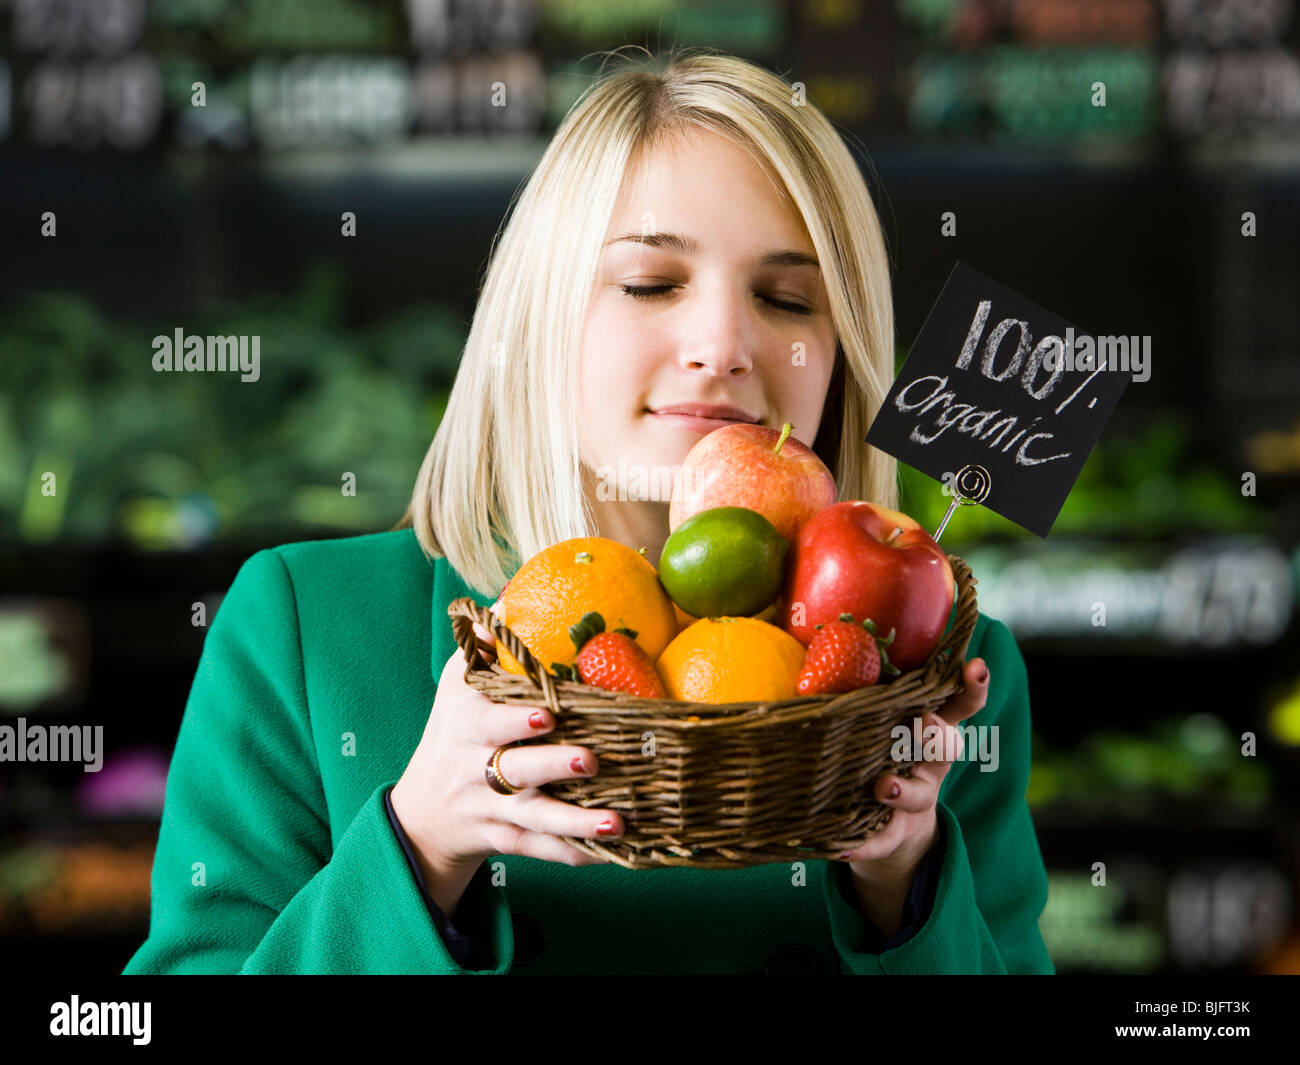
left=674, top=597, right=781, bottom=633
left=494, top=537, right=678, bottom=678
left=657, top=617, right=806, bottom=704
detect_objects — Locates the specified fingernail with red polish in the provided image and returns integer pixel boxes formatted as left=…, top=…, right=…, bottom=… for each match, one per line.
left=570, top=756, right=589, bottom=775
left=529, top=711, right=548, bottom=729
left=977, top=666, right=989, bottom=684
left=596, top=819, right=620, bottom=836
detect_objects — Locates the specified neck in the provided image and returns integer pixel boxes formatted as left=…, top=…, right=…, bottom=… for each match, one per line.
left=581, top=466, right=671, bottom=568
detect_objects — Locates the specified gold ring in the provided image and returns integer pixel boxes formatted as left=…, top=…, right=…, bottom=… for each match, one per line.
left=485, top=744, right=524, bottom=796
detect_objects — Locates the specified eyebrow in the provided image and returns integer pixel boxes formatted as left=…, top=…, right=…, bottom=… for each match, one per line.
left=602, top=231, right=819, bottom=269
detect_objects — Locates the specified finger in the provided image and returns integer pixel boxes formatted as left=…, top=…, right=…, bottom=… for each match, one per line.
left=467, top=703, right=556, bottom=747
left=493, top=790, right=626, bottom=843
left=840, top=810, right=909, bottom=863
left=897, top=712, right=965, bottom=764
left=922, top=711, right=965, bottom=766
left=484, top=825, right=609, bottom=866
left=938, top=658, right=990, bottom=727
left=482, top=601, right=504, bottom=645
left=472, top=619, right=497, bottom=653
left=493, top=743, right=601, bottom=792
left=875, top=769, right=938, bottom=814
left=886, top=714, right=962, bottom=786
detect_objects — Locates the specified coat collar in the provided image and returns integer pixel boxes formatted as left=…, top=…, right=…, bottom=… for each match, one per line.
left=430, top=555, right=499, bottom=680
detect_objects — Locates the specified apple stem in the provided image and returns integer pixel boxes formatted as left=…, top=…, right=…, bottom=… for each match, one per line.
left=886, top=526, right=904, bottom=545
left=773, top=422, right=794, bottom=456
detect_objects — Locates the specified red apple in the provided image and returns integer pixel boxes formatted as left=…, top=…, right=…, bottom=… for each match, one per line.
left=670, top=422, right=836, bottom=544
left=782, top=501, right=955, bottom=673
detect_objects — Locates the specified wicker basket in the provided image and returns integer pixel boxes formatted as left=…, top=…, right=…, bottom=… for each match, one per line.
left=447, top=554, right=978, bottom=870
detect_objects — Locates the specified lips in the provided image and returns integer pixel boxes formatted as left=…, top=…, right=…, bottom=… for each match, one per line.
left=649, top=403, right=760, bottom=423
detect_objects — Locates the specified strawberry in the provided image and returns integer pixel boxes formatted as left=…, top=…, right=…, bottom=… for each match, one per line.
left=795, top=613, right=900, bottom=696
left=553, top=612, right=667, bottom=698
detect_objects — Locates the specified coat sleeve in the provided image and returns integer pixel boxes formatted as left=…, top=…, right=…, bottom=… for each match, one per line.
left=384, top=785, right=500, bottom=970
left=120, top=548, right=517, bottom=975
left=822, top=617, right=1055, bottom=974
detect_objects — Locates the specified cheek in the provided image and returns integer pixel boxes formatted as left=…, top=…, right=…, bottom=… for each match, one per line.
left=577, top=304, right=659, bottom=463
left=581, top=306, right=658, bottom=402
left=769, top=338, right=835, bottom=425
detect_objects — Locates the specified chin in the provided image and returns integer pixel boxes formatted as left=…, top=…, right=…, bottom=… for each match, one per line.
left=583, top=447, right=676, bottom=505
left=636, top=421, right=688, bottom=458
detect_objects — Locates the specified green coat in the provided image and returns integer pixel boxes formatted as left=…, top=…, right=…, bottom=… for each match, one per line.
left=122, top=528, right=1053, bottom=975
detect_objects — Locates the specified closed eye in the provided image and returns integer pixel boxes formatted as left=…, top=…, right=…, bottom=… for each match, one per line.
left=619, top=284, right=813, bottom=316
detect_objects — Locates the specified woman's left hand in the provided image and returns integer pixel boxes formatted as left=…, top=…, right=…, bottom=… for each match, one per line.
left=836, top=656, right=992, bottom=929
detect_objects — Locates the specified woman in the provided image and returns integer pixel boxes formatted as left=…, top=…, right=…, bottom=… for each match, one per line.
left=124, top=48, right=1053, bottom=975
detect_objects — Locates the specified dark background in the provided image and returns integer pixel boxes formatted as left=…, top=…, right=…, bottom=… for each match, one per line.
left=1, top=0, right=1298, bottom=975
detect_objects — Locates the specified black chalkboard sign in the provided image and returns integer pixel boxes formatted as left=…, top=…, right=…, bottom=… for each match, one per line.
left=866, top=262, right=1135, bottom=537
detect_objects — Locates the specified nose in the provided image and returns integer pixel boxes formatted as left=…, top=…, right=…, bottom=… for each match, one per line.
left=682, top=345, right=751, bottom=377
left=677, top=286, right=754, bottom=378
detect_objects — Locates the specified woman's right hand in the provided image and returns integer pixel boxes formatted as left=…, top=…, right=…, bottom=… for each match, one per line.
left=390, top=620, right=622, bottom=918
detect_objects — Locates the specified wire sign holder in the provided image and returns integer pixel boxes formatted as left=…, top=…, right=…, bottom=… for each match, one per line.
left=932, top=463, right=991, bottom=544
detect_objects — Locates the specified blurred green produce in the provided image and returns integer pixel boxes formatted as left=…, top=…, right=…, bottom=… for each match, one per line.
left=1269, top=677, right=1300, bottom=746
left=1038, top=871, right=1164, bottom=972
left=1026, top=713, right=1273, bottom=815
left=0, top=263, right=466, bottom=548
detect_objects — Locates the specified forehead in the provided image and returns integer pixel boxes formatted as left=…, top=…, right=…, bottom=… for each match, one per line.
left=606, top=127, right=810, bottom=248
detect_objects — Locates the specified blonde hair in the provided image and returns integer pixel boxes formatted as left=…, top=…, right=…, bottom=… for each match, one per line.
left=395, top=47, right=899, bottom=597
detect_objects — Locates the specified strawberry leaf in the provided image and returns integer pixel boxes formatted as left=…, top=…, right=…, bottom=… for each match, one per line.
left=552, top=662, right=579, bottom=682
left=613, top=626, right=638, bottom=639
left=878, top=645, right=901, bottom=677
left=568, top=611, right=606, bottom=651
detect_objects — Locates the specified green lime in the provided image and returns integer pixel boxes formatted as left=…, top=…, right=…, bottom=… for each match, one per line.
left=658, top=507, right=788, bottom=618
